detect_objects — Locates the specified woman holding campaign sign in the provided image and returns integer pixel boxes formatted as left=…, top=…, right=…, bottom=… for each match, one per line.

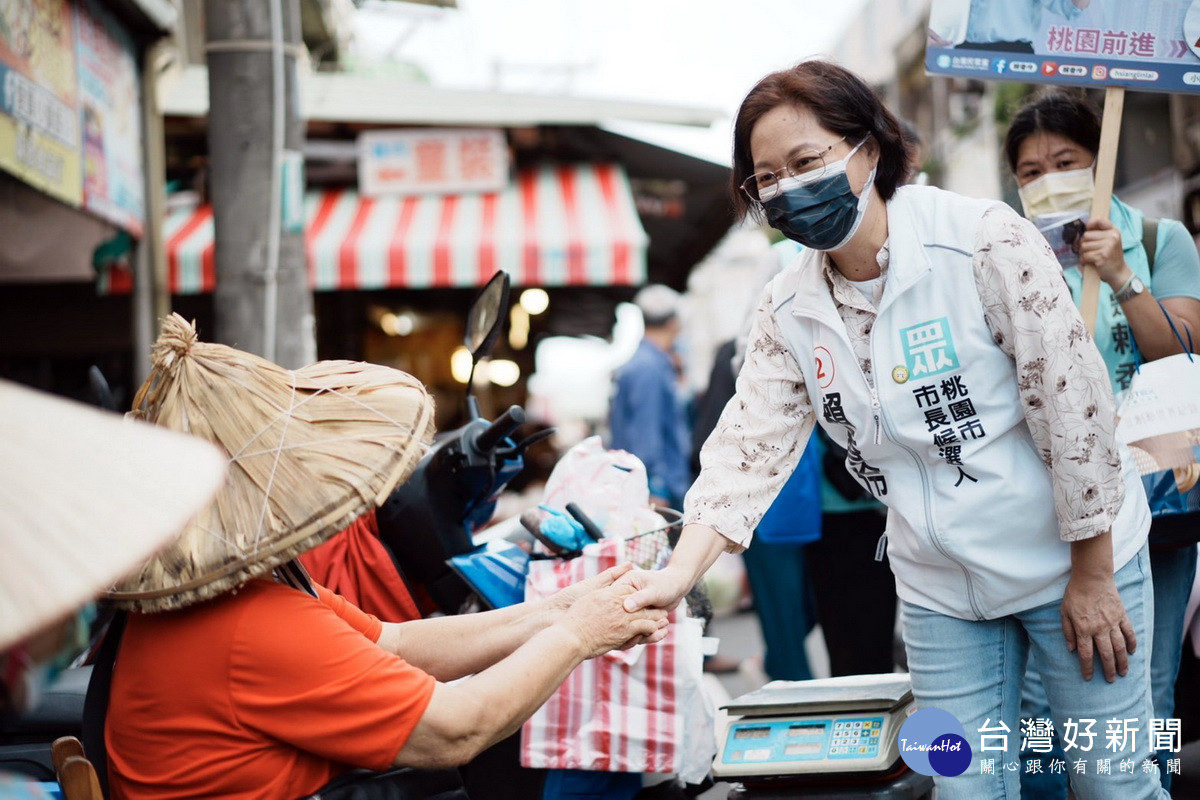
left=1005, top=90, right=1200, bottom=797
left=618, top=59, right=1169, bottom=798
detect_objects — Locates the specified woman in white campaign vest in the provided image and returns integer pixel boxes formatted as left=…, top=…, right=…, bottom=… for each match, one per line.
left=620, top=60, right=1166, bottom=799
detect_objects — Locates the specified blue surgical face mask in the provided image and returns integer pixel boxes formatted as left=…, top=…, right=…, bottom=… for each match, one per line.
left=762, top=139, right=875, bottom=251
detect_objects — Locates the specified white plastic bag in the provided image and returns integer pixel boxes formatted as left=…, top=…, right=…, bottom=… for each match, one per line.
left=675, top=614, right=718, bottom=784
left=539, top=436, right=665, bottom=538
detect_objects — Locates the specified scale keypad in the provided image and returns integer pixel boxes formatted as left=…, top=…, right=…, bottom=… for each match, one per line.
left=829, top=718, right=882, bottom=758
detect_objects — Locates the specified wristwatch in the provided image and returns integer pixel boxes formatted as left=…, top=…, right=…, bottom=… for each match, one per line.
left=1114, top=275, right=1146, bottom=303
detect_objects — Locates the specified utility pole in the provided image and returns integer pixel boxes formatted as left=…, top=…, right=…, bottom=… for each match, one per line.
left=205, top=0, right=313, bottom=368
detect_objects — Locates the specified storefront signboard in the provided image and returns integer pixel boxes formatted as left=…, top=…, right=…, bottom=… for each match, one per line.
left=926, top=0, right=1200, bottom=95
left=357, top=128, right=510, bottom=198
left=75, top=0, right=145, bottom=236
left=0, top=0, right=83, bottom=206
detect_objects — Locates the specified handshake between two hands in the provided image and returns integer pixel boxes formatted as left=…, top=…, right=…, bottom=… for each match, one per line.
left=553, top=563, right=691, bottom=658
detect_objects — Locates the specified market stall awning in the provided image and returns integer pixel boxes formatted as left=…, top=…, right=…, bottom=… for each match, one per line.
left=165, top=163, right=647, bottom=294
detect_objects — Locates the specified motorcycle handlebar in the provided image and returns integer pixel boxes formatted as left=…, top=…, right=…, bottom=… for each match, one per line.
left=472, top=405, right=526, bottom=453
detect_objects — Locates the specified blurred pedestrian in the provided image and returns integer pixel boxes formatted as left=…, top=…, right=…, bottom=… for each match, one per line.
left=804, top=426, right=896, bottom=677
left=609, top=285, right=692, bottom=511
left=621, top=59, right=1168, bottom=799
left=898, top=117, right=928, bottom=187
left=1004, top=89, right=1200, bottom=797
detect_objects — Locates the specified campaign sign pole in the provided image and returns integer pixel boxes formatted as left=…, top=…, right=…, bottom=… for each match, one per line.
left=1079, top=86, right=1124, bottom=335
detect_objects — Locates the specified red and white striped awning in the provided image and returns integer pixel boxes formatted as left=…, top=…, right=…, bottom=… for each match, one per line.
left=164, top=163, right=647, bottom=295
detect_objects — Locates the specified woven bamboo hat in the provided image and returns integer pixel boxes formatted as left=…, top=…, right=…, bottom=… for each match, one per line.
left=0, top=380, right=226, bottom=650
left=108, top=314, right=435, bottom=612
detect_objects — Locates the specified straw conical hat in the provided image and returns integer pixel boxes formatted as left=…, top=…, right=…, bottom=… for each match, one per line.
left=108, top=314, right=435, bottom=612
left=0, top=380, right=226, bottom=649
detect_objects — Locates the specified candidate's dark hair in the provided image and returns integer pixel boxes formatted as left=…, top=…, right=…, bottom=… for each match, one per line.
left=730, top=60, right=913, bottom=219
left=1003, top=91, right=1102, bottom=173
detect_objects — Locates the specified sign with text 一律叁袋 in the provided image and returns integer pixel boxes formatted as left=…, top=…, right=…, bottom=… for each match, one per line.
left=926, top=0, right=1200, bottom=95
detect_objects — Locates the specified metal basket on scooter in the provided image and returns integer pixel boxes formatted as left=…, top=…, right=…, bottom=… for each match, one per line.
left=620, top=507, right=714, bottom=628
left=621, top=506, right=682, bottom=570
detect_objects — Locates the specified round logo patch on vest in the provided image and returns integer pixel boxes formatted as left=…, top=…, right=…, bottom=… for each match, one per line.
left=815, top=346, right=835, bottom=389
left=891, top=365, right=909, bottom=384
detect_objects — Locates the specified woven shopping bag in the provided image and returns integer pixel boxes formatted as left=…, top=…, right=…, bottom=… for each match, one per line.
left=519, top=534, right=709, bottom=776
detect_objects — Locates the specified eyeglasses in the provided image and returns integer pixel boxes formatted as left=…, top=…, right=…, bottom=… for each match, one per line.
left=741, top=137, right=847, bottom=203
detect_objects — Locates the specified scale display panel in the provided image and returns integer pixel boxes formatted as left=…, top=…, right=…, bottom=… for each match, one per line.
left=719, top=715, right=889, bottom=773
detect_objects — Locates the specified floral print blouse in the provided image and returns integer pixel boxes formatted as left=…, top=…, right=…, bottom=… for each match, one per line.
left=687, top=205, right=1125, bottom=549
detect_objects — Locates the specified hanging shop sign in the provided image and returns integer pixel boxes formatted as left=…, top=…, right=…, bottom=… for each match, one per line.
left=357, top=128, right=510, bottom=198
left=0, top=0, right=83, bottom=206
left=926, top=0, right=1200, bottom=94
left=76, top=0, right=145, bottom=236
left=0, top=0, right=146, bottom=233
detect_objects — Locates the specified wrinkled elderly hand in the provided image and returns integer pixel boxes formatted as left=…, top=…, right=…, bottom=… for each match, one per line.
left=545, top=563, right=633, bottom=615
left=557, top=582, right=669, bottom=659
left=1061, top=572, right=1137, bottom=682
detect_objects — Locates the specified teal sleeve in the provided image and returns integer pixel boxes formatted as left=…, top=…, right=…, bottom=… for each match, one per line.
left=1149, top=219, right=1200, bottom=302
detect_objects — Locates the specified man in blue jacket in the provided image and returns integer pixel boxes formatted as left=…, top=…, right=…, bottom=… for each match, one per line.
left=609, top=284, right=691, bottom=511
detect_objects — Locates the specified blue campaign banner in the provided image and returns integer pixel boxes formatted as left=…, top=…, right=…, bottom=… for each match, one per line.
left=926, top=0, right=1200, bottom=95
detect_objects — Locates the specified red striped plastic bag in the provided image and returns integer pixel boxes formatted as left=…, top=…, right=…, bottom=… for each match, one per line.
left=520, top=536, right=688, bottom=774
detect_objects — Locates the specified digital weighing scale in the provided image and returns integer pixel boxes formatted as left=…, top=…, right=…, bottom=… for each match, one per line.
left=714, top=673, right=925, bottom=795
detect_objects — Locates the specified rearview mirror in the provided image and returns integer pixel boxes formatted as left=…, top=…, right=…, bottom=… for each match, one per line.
left=466, top=270, right=510, bottom=360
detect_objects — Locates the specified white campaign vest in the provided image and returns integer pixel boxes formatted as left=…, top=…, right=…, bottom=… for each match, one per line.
left=771, top=185, right=1148, bottom=620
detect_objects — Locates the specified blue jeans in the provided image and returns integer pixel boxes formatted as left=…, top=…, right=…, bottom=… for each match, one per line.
left=1018, top=544, right=1198, bottom=797
left=901, top=545, right=1168, bottom=799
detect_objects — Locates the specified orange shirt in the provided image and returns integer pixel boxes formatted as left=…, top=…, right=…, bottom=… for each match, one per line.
left=107, top=579, right=436, bottom=800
